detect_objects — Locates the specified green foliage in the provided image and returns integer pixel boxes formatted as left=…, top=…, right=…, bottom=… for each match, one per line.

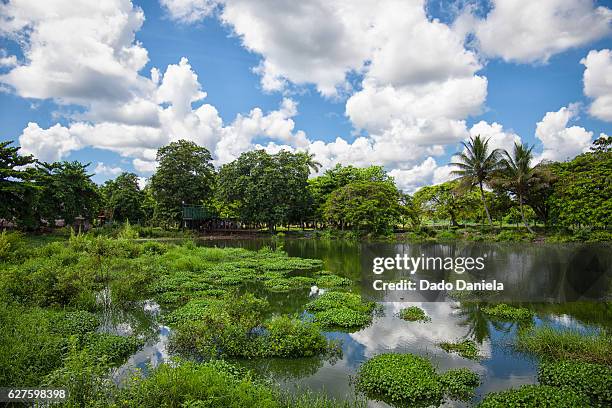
left=218, top=150, right=318, bottom=231
left=414, top=181, right=481, bottom=227
left=398, top=306, right=430, bottom=322
left=33, top=160, right=100, bottom=225
left=548, top=150, right=612, bottom=228
left=150, top=140, right=215, bottom=224
left=324, top=181, right=402, bottom=235
left=477, top=384, right=588, bottom=407
left=482, top=303, right=534, bottom=321
left=51, top=310, right=99, bottom=336
left=439, top=339, right=479, bottom=360
left=494, top=229, right=535, bottom=242
left=99, top=172, right=145, bottom=223
left=356, top=353, right=443, bottom=406
left=264, top=315, right=330, bottom=358
left=83, top=333, right=144, bottom=366
left=0, top=140, right=37, bottom=228
left=439, top=368, right=480, bottom=400
left=538, top=359, right=612, bottom=407
left=305, top=291, right=376, bottom=328
left=118, top=360, right=280, bottom=408
left=517, top=326, right=612, bottom=365
left=314, top=274, right=351, bottom=288
left=0, top=230, right=28, bottom=261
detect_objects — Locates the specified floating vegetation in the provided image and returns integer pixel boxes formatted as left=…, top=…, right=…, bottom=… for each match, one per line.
left=356, top=353, right=479, bottom=406
left=517, top=326, right=612, bottom=365
left=538, top=359, right=612, bottom=407
left=315, top=274, right=352, bottom=288
left=305, top=291, right=377, bottom=329
left=439, top=339, right=479, bottom=360
left=477, top=384, right=588, bottom=407
left=398, top=306, right=430, bottom=322
left=439, top=368, right=481, bottom=400
left=482, top=303, right=534, bottom=321
left=82, top=333, right=144, bottom=366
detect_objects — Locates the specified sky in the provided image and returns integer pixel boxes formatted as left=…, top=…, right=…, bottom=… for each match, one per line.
left=0, top=0, right=611, bottom=190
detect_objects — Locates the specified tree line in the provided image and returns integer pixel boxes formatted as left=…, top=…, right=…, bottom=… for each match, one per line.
left=0, top=135, right=610, bottom=234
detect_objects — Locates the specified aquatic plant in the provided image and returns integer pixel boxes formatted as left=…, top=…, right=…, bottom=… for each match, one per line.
left=538, top=359, right=612, bottom=407
left=315, top=274, right=352, bottom=288
left=482, top=303, right=534, bottom=321
left=517, top=326, right=612, bottom=365
left=477, top=384, right=588, bottom=407
left=263, top=276, right=315, bottom=291
left=305, top=291, right=377, bottom=329
left=438, top=339, right=479, bottom=360
left=398, top=306, right=430, bottom=322
left=439, top=368, right=480, bottom=400
left=51, top=310, right=99, bottom=336
left=265, top=315, right=330, bottom=358
left=356, top=353, right=443, bottom=406
left=82, top=333, right=144, bottom=366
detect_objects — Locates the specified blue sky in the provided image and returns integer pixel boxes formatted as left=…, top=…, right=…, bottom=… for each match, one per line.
left=0, top=0, right=611, bottom=189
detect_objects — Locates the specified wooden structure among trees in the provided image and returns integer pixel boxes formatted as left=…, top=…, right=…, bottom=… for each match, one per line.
left=182, top=204, right=243, bottom=232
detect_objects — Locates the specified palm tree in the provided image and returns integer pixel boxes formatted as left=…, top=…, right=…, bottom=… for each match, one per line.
left=497, top=142, right=538, bottom=233
left=451, top=135, right=500, bottom=225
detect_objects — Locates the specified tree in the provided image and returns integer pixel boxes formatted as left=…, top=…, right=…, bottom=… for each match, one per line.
left=33, top=161, right=100, bottom=225
left=451, top=135, right=501, bottom=225
left=308, top=164, right=395, bottom=225
left=495, top=142, right=540, bottom=233
left=217, top=150, right=314, bottom=231
left=150, top=140, right=215, bottom=225
left=413, top=181, right=480, bottom=227
left=100, top=172, right=144, bottom=223
left=324, top=181, right=401, bottom=235
left=0, top=141, right=37, bottom=227
left=547, top=148, right=612, bottom=228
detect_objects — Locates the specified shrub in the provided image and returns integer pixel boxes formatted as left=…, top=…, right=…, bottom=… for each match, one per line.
left=477, top=384, right=588, bottom=407
left=439, top=368, right=480, bottom=400
left=398, top=306, right=430, bottom=322
left=356, top=353, right=443, bottom=406
left=517, top=326, right=612, bottom=365
left=439, top=339, right=479, bottom=360
left=482, top=304, right=534, bottom=321
left=0, top=231, right=28, bottom=261
left=538, top=359, right=612, bottom=407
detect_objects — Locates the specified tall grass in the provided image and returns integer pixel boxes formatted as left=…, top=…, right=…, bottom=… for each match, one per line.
left=517, top=326, right=612, bottom=365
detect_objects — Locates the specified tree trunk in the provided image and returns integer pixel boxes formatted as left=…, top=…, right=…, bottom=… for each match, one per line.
left=518, top=193, right=534, bottom=234
left=479, top=181, right=493, bottom=225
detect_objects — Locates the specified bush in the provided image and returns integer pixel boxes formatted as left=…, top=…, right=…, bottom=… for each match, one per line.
left=477, top=384, right=588, bottom=407
left=482, top=304, right=534, bottom=321
left=356, top=353, right=443, bottom=406
left=0, top=231, right=28, bottom=261
left=517, top=326, right=612, bottom=365
left=538, top=359, right=612, bottom=407
left=439, top=368, right=480, bottom=400
left=495, top=230, right=535, bottom=242
left=439, top=339, right=479, bottom=360
left=265, top=316, right=330, bottom=358
left=398, top=306, right=430, bottom=322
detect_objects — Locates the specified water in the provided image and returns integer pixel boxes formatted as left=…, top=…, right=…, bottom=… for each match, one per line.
left=113, top=238, right=612, bottom=406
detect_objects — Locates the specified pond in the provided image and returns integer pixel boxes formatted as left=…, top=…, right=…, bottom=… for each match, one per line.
left=111, top=238, right=612, bottom=407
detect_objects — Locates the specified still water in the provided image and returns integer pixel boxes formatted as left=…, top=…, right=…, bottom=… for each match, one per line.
left=111, top=239, right=612, bottom=407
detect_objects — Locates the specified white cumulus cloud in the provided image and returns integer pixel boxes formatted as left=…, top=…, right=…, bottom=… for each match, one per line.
left=455, top=0, right=612, bottom=63
left=535, top=104, right=593, bottom=162
left=581, top=49, right=612, bottom=122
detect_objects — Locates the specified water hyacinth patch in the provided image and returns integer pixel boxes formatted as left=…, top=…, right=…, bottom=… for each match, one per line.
left=356, top=353, right=443, bottom=406
left=305, top=291, right=377, bottom=329
left=398, top=306, right=430, bottom=322
left=482, top=304, right=534, bottom=321
left=439, top=368, right=480, bottom=400
left=438, top=339, right=479, bottom=360
left=477, top=384, right=588, bottom=407
left=82, top=333, right=144, bottom=366
left=315, top=274, right=352, bottom=288
left=538, top=359, right=612, bottom=407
